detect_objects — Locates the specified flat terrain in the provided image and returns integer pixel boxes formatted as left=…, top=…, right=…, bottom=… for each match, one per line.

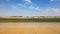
left=0, top=22, right=60, bottom=34
left=0, top=18, right=60, bottom=22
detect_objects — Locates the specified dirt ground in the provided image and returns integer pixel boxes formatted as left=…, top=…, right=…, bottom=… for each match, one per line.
left=0, top=22, right=60, bottom=34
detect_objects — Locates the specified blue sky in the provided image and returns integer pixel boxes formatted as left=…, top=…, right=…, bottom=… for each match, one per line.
left=0, top=0, right=60, bottom=16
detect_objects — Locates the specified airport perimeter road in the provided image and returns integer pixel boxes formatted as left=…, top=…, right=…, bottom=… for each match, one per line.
left=0, top=22, right=60, bottom=34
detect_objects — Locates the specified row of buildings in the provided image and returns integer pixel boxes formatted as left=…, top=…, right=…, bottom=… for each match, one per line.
left=0, top=16, right=60, bottom=18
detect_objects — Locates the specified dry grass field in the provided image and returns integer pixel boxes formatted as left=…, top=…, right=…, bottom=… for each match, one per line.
left=0, top=22, right=60, bottom=34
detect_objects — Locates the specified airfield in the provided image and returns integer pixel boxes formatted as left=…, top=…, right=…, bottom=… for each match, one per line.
left=0, top=22, right=60, bottom=34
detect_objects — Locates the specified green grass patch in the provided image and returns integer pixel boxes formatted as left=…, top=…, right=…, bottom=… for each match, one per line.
left=0, top=18, right=60, bottom=22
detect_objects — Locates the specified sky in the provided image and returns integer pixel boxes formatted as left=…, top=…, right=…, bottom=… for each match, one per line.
left=0, top=0, right=60, bottom=16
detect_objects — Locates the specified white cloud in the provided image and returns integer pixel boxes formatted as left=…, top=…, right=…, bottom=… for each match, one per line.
left=18, top=4, right=26, bottom=7
left=50, top=0, right=55, bottom=2
left=29, top=5, right=40, bottom=11
left=23, top=0, right=40, bottom=11
left=42, top=7, right=60, bottom=16
left=18, top=3, right=41, bottom=11
left=25, top=0, right=32, bottom=4
left=50, top=0, right=60, bottom=2
left=51, top=8, right=60, bottom=16
left=11, top=5, right=19, bottom=12
left=34, top=7, right=40, bottom=10
left=41, top=7, right=51, bottom=16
